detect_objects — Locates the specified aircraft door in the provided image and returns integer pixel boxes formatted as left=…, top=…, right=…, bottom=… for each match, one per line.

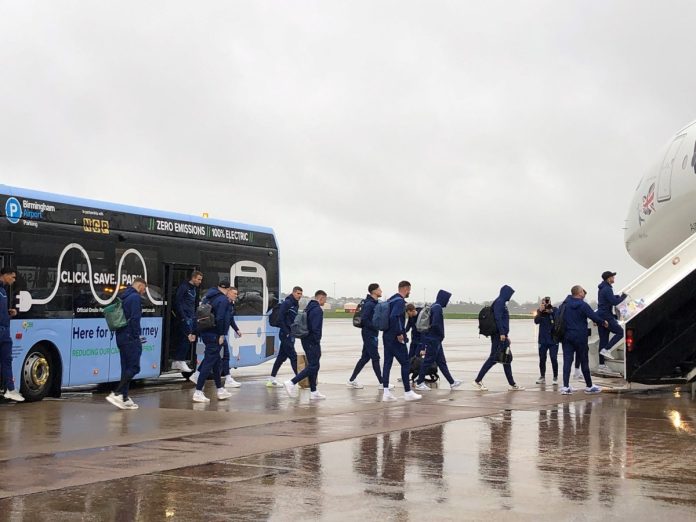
left=657, top=134, right=686, bottom=202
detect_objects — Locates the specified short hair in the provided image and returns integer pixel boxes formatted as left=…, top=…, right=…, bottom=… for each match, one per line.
left=368, top=283, right=380, bottom=293
left=405, top=303, right=417, bottom=312
left=571, top=285, right=583, bottom=296
left=190, top=270, right=203, bottom=279
left=0, top=266, right=17, bottom=275
left=228, top=286, right=237, bottom=292
left=398, top=280, right=411, bottom=289
left=292, top=286, right=303, bottom=293
left=315, top=290, right=327, bottom=298
left=132, top=277, right=147, bottom=286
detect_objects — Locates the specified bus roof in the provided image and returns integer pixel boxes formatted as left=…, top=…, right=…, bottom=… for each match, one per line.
left=0, top=184, right=275, bottom=236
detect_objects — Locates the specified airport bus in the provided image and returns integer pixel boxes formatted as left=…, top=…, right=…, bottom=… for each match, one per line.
left=0, top=185, right=280, bottom=401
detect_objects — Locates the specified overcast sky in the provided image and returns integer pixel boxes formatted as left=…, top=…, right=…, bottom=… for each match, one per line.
left=1, top=1, right=695, bottom=303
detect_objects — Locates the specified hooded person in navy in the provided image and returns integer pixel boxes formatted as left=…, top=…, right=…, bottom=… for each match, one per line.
left=596, top=271, right=627, bottom=368
left=473, top=285, right=525, bottom=391
left=347, top=283, right=386, bottom=389
left=560, top=285, right=609, bottom=394
left=267, top=286, right=302, bottom=387
left=414, top=289, right=462, bottom=390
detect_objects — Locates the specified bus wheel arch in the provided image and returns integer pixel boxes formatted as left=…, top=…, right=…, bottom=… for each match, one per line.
left=19, top=342, right=62, bottom=402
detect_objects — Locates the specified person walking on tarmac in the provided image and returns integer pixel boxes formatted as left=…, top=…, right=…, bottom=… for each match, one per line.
left=219, top=286, right=243, bottom=388
left=171, top=270, right=203, bottom=373
left=0, top=267, right=23, bottom=402
left=473, top=285, right=525, bottom=391
left=414, top=290, right=462, bottom=391
left=284, top=290, right=328, bottom=400
left=560, top=285, right=609, bottom=395
left=382, top=281, right=422, bottom=402
left=267, top=287, right=302, bottom=387
left=192, top=280, right=233, bottom=403
left=106, top=277, right=148, bottom=410
left=597, top=271, right=627, bottom=371
left=347, top=283, right=388, bottom=389
left=534, top=296, right=559, bottom=385
left=405, top=303, right=423, bottom=360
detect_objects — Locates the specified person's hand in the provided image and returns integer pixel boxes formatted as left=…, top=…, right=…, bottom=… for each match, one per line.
left=218, top=336, right=224, bottom=345
left=419, top=350, right=425, bottom=357
left=499, top=334, right=507, bottom=341
left=9, top=309, right=17, bottom=317
left=236, top=330, right=243, bottom=338
left=397, top=334, right=404, bottom=343
left=188, top=334, right=196, bottom=342
left=603, top=321, right=609, bottom=328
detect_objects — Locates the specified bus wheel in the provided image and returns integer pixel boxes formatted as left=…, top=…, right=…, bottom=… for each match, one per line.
left=20, top=345, right=54, bottom=402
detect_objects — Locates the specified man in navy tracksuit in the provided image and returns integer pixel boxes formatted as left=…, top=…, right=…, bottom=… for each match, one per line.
left=192, top=280, right=234, bottom=403
left=534, top=296, right=559, bottom=385
left=107, top=277, right=148, bottom=410
left=268, top=286, right=302, bottom=387
left=597, top=271, right=627, bottom=369
left=0, top=267, right=23, bottom=402
left=171, top=270, right=202, bottom=373
left=405, top=303, right=423, bottom=360
left=414, top=290, right=461, bottom=390
left=284, top=290, right=327, bottom=400
left=347, top=283, right=384, bottom=389
left=382, top=281, right=422, bottom=402
left=219, top=287, right=243, bottom=388
left=473, top=285, right=524, bottom=391
left=560, top=285, right=609, bottom=395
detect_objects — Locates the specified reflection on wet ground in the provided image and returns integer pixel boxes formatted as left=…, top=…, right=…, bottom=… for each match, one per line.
left=1, top=321, right=695, bottom=520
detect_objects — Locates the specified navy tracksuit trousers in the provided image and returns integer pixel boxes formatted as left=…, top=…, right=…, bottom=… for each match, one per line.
left=539, top=343, right=559, bottom=379
left=475, top=337, right=515, bottom=386
left=271, top=332, right=298, bottom=377
left=416, top=340, right=454, bottom=385
left=115, top=335, right=142, bottom=400
left=349, top=330, right=382, bottom=384
left=292, top=339, right=321, bottom=392
left=598, top=316, right=623, bottom=364
left=562, top=338, right=592, bottom=388
left=174, top=320, right=194, bottom=361
left=383, top=339, right=411, bottom=392
left=0, top=329, right=15, bottom=391
left=196, top=334, right=223, bottom=390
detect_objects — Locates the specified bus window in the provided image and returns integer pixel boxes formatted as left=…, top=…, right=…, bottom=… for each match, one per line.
left=234, top=275, right=264, bottom=316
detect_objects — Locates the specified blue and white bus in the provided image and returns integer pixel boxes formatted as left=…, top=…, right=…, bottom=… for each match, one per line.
left=0, top=185, right=280, bottom=401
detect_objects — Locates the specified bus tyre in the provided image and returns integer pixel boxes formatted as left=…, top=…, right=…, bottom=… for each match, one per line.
left=20, top=345, right=54, bottom=402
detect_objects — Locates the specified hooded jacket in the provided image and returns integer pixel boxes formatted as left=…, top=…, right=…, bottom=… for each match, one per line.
left=562, top=294, right=605, bottom=343
left=175, top=281, right=198, bottom=334
left=360, top=294, right=378, bottom=335
left=424, top=290, right=451, bottom=343
left=202, top=287, right=231, bottom=337
left=534, top=306, right=558, bottom=345
left=385, top=293, right=407, bottom=342
left=597, top=281, right=626, bottom=319
left=303, top=299, right=323, bottom=344
left=493, top=285, right=515, bottom=336
left=119, top=286, right=142, bottom=340
left=278, top=294, right=299, bottom=337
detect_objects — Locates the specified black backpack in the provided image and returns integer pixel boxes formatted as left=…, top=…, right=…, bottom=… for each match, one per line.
left=551, top=304, right=566, bottom=343
left=352, top=299, right=365, bottom=328
left=478, top=304, right=497, bottom=337
left=196, top=298, right=216, bottom=331
left=268, top=303, right=282, bottom=328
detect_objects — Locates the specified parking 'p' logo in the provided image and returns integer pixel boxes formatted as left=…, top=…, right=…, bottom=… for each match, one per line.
left=5, top=197, right=22, bottom=224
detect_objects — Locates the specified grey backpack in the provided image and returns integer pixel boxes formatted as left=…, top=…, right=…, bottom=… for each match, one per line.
left=291, top=309, right=309, bottom=338
left=415, top=304, right=433, bottom=333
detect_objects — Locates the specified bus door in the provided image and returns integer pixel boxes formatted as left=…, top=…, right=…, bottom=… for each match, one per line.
left=161, top=264, right=199, bottom=371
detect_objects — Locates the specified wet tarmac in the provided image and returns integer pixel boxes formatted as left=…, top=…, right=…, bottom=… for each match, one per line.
left=1, top=320, right=695, bottom=521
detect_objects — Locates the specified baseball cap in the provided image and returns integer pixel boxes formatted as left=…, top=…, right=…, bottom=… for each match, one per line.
left=218, top=279, right=231, bottom=289
left=601, top=271, right=617, bottom=281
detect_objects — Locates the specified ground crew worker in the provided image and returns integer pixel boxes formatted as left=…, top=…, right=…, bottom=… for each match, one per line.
left=0, top=267, right=23, bottom=402
left=597, top=271, right=627, bottom=370
left=347, top=283, right=385, bottom=389
left=107, top=277, right=148, bottom=410
left=284, top=290, right=328, bottom=400
left=267, top=286, right=302, bottom=387
left=534, top=296, right=559, bottom=385
left=171, top=270, right=202, bottom=373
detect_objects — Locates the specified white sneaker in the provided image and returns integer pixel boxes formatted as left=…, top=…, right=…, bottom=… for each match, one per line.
left=283, top=380, right=298, bottom=398
left=509, top=384, right=526, bottom=391
left=382, top=389, right=397, bottom=402
left=4, top=389, right=25, bottom=402
left=192, top=390, right=210, bottom=403
left=535, top=376, right=546, bottom=384
left=450, top=380, right=462, bottom=389
left=585, top=385, right=602, bottom=394
left=472, top=380, right=488, bottom=391
left=552, top=378, right=558, bottom=386
left=122, top=398, right=139, bottom=410
left=266, top=377, right=281, bottom=387
left=217, top=388, right=232, bottom=400
left=171, top=360, right=192, bottom=372
left=189, top=371, right=200, bottom=385
left=310, top=391, right=326, bottom=400
left=224, top=375, right=241, bottom=388
left=381, top=383, right=395, bottom=390
left=404, top=390, right=422, bottom=401
left=560, top=386, right=573, bottom=395
left=599, top=349, right=615, bottom=360
left=106, top=392, right=127, bottom=409
left=415, top=382, right=430, bottom=391
left=346, top=380, right=364, bottom=389
left=574, top=369, right=583, bottom=380
left=597, top=364, right=611, bottom=373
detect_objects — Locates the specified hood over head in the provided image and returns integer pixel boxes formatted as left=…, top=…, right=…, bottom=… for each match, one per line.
left=498, top=285, right=515, bottom=302
left=435, top=290, right=451, bottom=308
